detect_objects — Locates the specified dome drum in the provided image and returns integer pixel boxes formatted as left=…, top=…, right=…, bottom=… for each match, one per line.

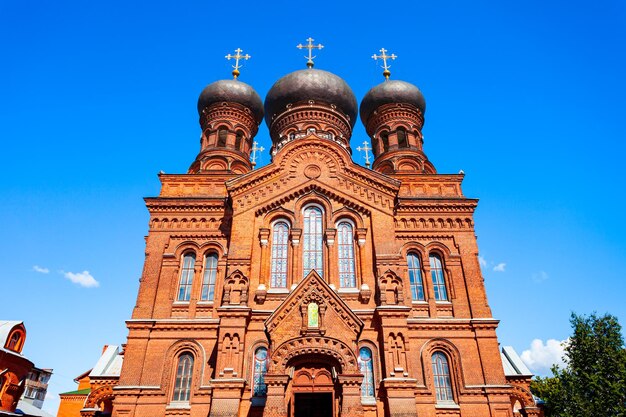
left=363, top=102, right=424, bottom=138
left=192, top=79, right=264, bottom=175
left=268, top=100, right=353, bottom=156
left=199, top=101, right=260, bottom=141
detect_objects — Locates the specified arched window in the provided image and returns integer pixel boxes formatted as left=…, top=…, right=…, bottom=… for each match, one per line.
left=358, top=347, right=375, bottom=399
left=217, top=128, right=228, bottom=147
left=431, top=352, right=454, bottom=403
left=337, top=221, right=356, bottom=288
left=429, top=253, right=448, bottom=301
left=380, top=132, right=389, bottom=152
left=172, top=353, right=194, bottom=402
left=252, top=347, right=268, bottom=397
left=200, top=252, right=218, bottom=301
left=6, top=332, right=22, bottom=352
left=307, top=302, right=319, bottom=327
left=303, top=206, right=324, bottom=278
left=270, top=221, right=289, bottom=288
left=235, top=131, right=244, bottom=151
left=407, top=252, right=424, bottom=301
left=397, top=127, right=408, bottom=148
left=177, top=253, right=195, bottom=301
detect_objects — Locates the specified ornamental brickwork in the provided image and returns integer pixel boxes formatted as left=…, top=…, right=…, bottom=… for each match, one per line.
left=107, top=61, right=542, bottom=417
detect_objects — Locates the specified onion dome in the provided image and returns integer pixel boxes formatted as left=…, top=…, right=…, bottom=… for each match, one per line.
left=264, top=69, right=358, bottom=127
left=360, top=80, right=426, bottom=124
left=197, top=79, right=264, bottom=124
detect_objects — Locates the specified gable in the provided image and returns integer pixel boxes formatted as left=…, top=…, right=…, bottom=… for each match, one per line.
left=225, top=138, right=400, bottom=216
left=265, top=270, right=363, bottom=349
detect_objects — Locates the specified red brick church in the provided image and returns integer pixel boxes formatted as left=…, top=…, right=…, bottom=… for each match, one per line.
left=93, top=43, right=542, bottom=417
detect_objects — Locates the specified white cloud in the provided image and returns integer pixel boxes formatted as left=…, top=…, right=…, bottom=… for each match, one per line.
left=478, top=256, right=487, bottom=267
left=493, top=262, right=506, bottom=272
left=521, top=338, right=567, bottom=375
left=33, top=265, right=50, bottom=274
left=532, top=271, right=549, bottom=283
left=63, top=270, right=100, bottom=288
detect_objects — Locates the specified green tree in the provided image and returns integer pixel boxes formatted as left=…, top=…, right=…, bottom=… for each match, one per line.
left=530, top=313, right=626, bottom=417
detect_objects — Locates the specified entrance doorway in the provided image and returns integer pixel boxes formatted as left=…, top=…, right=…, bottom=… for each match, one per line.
left=294, top=393, right=333, bottom=417
left=290, top=361, right=338, bottom=417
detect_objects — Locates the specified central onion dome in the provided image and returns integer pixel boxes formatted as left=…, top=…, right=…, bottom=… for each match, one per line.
left=264, top=69, right=358, bottom=127
left=197, top=79, right=264, bottom=123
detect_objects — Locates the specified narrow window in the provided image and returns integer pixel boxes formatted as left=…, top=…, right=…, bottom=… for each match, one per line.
left=7, top=332, right=21, bottom=351
left=407, top=252, right=425, bottom=301
left=429, top=254, right=448, bottom=301
left=303, top=206, right=323, bottom=278
left=307, top=302, right=319, bottom=327
left=380, top=132, right=389, bottom=152
left=235, top=131, right=244, bottom=151
left=200, top=253, right=218, bottom=301
left=252, top=347, right=268, bottom=397
left=217, top=128, right=228, bottom=147
left=397, top=127, right=408, bottom=148
left=358, top=347, right=375, bottom=399
left=177, top=253, right=195, bottom=301
left=173, top=353, right=194, bottom=402
left=337, top=221, right=356, bottom=288
left=270, top=222, right=289, bottom=288
left=432, top=352, right=454, bottom=403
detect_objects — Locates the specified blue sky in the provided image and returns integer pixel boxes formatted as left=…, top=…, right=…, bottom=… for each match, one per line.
left=1, top=0, right=625, bottom=414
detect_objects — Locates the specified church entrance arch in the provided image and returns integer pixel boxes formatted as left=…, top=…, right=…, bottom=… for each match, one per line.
left=288, top=355, right=340, bottom=417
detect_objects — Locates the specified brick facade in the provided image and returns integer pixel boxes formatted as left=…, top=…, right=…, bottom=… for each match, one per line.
left=106, top=66, right=541, bottom=417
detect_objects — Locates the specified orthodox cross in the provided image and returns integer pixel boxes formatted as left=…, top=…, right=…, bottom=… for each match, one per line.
left=251, top=141, right=264, bottom=168
left=297, top=37, right=324, bottom=68
left=356, top=141, right=372, bottom=168
left=372, top=48, right=397, bottom=80
left=225, top=48, right=251, bottom=79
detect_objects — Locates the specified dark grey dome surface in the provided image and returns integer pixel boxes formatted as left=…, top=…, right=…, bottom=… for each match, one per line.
left=197, top=79, right=264, bottom=124
left=264, top=69, right=358, bottom=127
left=360, top=80, right=426, bottom=124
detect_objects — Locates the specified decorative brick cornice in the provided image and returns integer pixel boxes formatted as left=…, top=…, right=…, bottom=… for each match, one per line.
left=145, top=198, right=227, bottom=213
left=405, top=318, right=499, bottom=331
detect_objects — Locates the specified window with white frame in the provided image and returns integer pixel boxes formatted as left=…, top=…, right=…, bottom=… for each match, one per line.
left=337, top=221, right=356, bottom=288
left=252, top=347, right=268, bottom=397
left=431, top=352, right=454, bottom=403
left=177, top=253, right=195, bottom=301
left=358, top=347, right=375, bottom=399
left=270, top=221, right=289, bottom=288
left=172, top=353, right=193, bottom=402
left=303, top=206, right=324, bottom=278
left=407, top=252, right=425, bottom=301
left=429, top=253, right=448, bottom=301
left=200, top=252, right=218, bottom=301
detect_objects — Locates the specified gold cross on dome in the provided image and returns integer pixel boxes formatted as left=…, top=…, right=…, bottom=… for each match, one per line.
left=251, top=141, right=264, bottom=168
left=356, top=141, right=373, bottom=168
left=225, top=48, right=251, bottom=79
left=297, top=37, right=324, bottom=68
left=372, top=48, right=397, bottom=80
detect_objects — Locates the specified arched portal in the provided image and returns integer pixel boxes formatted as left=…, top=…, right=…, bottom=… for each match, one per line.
left=288, top=355, right=340, bottom=417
